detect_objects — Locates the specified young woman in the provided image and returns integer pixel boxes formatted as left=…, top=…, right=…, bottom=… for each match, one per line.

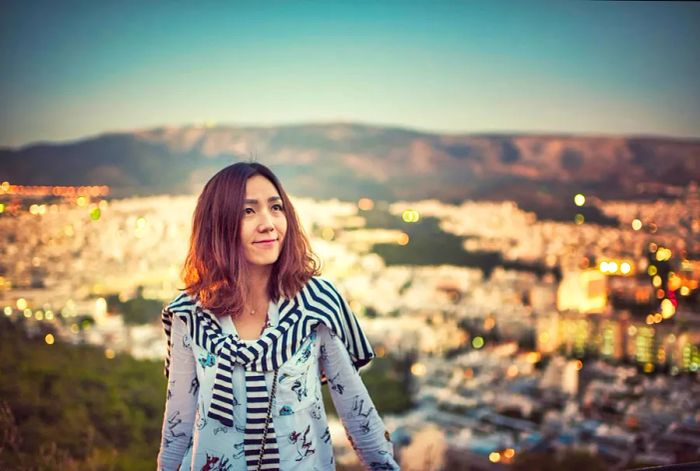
left=157, top=162, right=399, bottom=470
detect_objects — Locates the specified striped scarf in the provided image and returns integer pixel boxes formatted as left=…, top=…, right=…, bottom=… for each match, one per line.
left=161, top=277, right=374, bottom=469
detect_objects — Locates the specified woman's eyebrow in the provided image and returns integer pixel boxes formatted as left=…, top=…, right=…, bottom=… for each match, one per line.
left=244, top=196, right=282, bottom=205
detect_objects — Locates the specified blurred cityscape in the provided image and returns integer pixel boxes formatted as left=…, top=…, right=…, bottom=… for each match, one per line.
left=1, top=179, right=699, bottom=470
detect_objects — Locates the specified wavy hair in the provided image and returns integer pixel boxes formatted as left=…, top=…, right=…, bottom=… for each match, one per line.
left=181, top=162, right=320, bottom=317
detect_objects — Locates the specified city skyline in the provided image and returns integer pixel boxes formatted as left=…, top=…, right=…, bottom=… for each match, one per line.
left=1, top=1, right=699, bottom=148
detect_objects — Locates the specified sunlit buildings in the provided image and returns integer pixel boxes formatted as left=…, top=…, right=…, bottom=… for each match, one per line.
left=557, top=268, right=607, bottom=314
left=541, top=356, right=579, bottom=396
left=536, top=312, right=560, bottom=354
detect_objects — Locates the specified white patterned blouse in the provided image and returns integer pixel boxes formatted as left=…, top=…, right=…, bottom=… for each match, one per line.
left=156, top=276, right=400, bottom=471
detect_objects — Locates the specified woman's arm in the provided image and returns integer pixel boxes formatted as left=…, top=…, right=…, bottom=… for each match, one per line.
left=157, top=315, right=198, bottom=471
left=318, top=324, right=400, bottom=470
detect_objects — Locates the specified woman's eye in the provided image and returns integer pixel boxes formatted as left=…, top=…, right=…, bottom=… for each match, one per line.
left=244, top=208, right=255, bottom=215
left=272, top=204, right=284, bottom=212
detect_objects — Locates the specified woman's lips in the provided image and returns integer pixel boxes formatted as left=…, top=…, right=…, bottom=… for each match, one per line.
left=253, top=239, right=277, bottom=247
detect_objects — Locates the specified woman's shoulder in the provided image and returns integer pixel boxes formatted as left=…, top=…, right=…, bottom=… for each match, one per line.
left=300, top=275, right=349, bottom=308
left=164, top=290, right=198, bottom=314
left=163, top=291, right=223, bottom=328
left=307, top=274, right=343, bottom=295
left=309, top=274, right=332, bottom=285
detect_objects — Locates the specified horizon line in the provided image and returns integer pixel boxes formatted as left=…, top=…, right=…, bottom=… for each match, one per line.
left=3, top=119, right=700, bottom=150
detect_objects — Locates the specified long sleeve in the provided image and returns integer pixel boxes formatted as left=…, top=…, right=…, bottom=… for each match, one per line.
left=157, top=316, right=198, bottom=471
left=318, top=324, right=400, bottom=470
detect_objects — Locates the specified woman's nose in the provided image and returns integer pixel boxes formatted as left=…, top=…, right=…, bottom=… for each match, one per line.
left=258, top=222, right=274, bottom=233
left=257, top=211, right=275, bottom=231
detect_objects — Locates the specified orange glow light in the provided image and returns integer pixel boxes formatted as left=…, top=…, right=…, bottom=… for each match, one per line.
left=358, top=198, right=374, bottom=211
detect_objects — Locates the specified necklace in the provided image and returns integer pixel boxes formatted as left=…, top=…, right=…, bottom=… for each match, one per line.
left=248, top=298, right=269, bottom=316
left=247, top=299, right=271, bottom=335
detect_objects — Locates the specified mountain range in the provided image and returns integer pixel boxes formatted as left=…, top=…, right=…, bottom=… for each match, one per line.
left=2, top=123, right=699, bottom=219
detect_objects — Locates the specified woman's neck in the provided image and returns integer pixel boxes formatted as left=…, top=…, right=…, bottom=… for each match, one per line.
left=245, top=264, right=272, bottom=301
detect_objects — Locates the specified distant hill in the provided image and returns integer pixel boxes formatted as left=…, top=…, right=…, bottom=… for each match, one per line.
left=1, top=123, right=699, bottom=217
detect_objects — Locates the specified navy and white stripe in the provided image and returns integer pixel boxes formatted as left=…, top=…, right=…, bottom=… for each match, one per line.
left=243, top=371, right=279, bottom=470
left=161, top=276, right=374, bottom=467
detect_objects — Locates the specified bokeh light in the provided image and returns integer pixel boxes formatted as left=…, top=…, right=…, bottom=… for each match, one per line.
left=401, top=209, right=420, bottom=223
left=410, top=362, right=426, bottom=376
left=358, top=198, right=374, bottom=211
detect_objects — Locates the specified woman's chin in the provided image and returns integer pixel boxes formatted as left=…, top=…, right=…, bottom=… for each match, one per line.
left=247, top=256, right=281, bottom=268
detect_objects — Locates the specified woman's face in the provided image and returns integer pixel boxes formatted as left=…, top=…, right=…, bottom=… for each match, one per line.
left=240, top=175, right=288, bottom=269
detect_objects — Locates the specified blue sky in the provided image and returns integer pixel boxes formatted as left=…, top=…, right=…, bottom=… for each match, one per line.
left=1, top=0, right=699, bottom=147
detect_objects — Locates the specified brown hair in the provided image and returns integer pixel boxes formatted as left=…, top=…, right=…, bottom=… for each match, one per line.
left=181, top=162, right=320, bottom=317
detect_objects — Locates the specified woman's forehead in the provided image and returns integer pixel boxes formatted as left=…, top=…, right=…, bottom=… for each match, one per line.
left=245, top=175, right=281, bottom=201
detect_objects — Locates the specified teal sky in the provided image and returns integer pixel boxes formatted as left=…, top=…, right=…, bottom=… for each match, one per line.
left=1, top=1, right=699, bottom=147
